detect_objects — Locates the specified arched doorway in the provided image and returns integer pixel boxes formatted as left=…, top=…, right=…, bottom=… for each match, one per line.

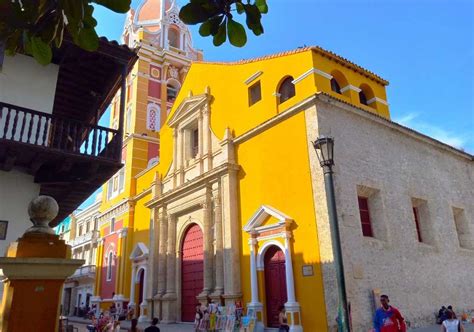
left=181, top=224, right=204, bottom=322
left=135, top=268, right=145, bottom=317
left=264, top=245, right=287, bottom=328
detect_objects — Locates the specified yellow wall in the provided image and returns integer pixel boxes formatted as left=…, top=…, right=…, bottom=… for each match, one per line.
left=237, top=110, right=328, bottom=330
left=129, top=46, right=390, bottom=330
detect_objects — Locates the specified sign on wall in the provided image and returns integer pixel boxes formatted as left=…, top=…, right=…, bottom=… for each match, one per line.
left=302, top=264, right=314, bottom=277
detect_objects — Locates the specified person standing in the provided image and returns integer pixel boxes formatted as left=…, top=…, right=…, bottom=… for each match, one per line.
left=442, top=310, right=464, bottom=332
left=144, top=318, right=160, bottom=332
left=373, top=295, right=407, bottom=332
left=278, top=305, right=290, bottom=332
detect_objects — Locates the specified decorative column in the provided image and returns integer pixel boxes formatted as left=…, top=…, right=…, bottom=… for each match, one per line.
left=198, top=196, right=214, bottom=303
left=0, top=196, right=83, bottom=332
left=128, top=265, right=136, bottom=308
left=113, top=228, right=128, bottom=313
left=138, top=268, right=148, bottom=322
left=161, top=214, right=177, bottom=323
left=156, top=209, right=168, bottom=297
left=247, top=237, right=264, bottom=332
left=283, top=232, right=303, bottom=332
left=210, top=192, right=224, bottom=300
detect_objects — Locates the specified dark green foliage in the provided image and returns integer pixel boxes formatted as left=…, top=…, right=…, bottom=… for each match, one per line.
left=0, top=0, right=131, bottom=65
left=179, top=0, right=268, bottom=48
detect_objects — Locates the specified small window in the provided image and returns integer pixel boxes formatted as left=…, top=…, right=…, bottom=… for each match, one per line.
left=78, top=225, right=83, bottom=236
left=359, top=91, right=368, bottom=105
left=86, top=221, right=90, bottom=233
left=248, top=81, right=261, bottom=106
left=106, top=251, right=113, bottom=281
left=278, top=77, right=295, bottom=104
left=330, top=78, right=342, bottom=94
left=192, top=128, right=199, bottom=158
left=452, top=207, right=473, bottom=249
left=411, top=198, right=435, bottom=245
left=412, top=207, right=423, bottom=242
left=146, top=104, right=161, bottom=131
left=110, top=218, right=115, bottom=233
left=358, top=196, right=373, bottom=237
left=126, top=107, right=132, bottom=133
left=118, top=167, right=125, bottom=192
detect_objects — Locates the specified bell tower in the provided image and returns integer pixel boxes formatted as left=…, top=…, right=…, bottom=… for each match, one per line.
left=95, top=0, right=203, bottom=314
left=105, top=0, right=203, bottom=201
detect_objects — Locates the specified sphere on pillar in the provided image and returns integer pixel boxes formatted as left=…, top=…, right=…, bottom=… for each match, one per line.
left=26, top=195, right=58, bottom=235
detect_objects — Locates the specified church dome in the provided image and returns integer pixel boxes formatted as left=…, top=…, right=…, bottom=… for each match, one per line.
left=136, top=0, right=173, bottom=24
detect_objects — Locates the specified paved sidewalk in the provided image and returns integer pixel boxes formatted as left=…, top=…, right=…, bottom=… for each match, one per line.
left=409, top=322, right=473, bottom=332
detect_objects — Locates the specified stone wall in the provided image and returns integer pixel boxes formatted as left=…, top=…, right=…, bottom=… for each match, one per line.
left=306, top=96, right=474, bottom=331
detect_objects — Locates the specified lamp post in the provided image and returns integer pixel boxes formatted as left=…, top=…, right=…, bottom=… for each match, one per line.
left=312, top=136, right=350, bottom=332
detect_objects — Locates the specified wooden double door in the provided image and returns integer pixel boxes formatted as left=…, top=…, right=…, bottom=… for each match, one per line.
left=181, top=224, right=204, bottom=322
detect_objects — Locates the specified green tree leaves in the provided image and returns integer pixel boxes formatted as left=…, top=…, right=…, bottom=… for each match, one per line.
left=179, top=0, right=268, bottom=48
left=0, top=0, right=131, bottom=65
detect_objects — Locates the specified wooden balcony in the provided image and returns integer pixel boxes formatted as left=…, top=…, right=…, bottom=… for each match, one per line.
left=0, top=101, right=123, bottom=225
left=0, top=102, right=121, bottom=162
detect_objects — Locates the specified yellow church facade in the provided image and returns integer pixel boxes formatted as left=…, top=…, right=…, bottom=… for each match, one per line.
left=94, top=43, right=390, bottom=331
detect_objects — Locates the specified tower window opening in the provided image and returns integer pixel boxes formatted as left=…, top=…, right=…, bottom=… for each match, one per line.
left=330, top=78, right=342, bottom=94
left=169, top=28, right=180, bottom=49
left=167, top=85, right=178, bottom=102
left=359, top=91, right=368, bottom=105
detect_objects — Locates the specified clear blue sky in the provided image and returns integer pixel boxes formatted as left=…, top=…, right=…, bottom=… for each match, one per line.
left=78, top=0, right=473, bottom=211
left=94, top=0, right=473, bottom=153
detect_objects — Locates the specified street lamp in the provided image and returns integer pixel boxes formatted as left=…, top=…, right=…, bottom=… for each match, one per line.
left=312, top=136, right=350, bottom=332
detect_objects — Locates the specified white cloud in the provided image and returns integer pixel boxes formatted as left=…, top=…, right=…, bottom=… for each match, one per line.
left=393, top=112, right=469, bottom=150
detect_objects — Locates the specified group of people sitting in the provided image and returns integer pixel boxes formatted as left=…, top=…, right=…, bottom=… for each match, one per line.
left=88, top=314, right=160, bottom=332
left=437, top=306, right=465, bottom=332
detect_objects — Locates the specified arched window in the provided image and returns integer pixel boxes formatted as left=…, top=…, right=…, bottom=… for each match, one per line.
left=359, top=91, right=368, bottom=105
left=330, top=78, right=341, bottom=94
left=359, top=84, right=375, bottom=107
left=278, top=76, right=295, bottom=104
left=146, top=103, right=161, bottom=131
left=168, top=28, right=180, bottom=49
left=106, top=251, right=113, bottom=281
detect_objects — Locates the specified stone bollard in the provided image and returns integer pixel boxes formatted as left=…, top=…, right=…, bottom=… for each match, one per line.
left=0, top=196, right=84, bottom=332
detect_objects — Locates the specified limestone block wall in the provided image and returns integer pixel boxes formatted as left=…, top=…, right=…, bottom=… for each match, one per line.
left=306, top=97, right=474, bottom=330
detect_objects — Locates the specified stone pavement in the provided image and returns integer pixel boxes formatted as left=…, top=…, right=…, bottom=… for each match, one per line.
left=69, top=318, right=473, bottom=332
left=409, top=322, right=473, bottom=332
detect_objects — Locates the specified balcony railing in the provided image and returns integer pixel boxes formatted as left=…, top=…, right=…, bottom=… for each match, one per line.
left=0, top=102, right=121, bottom=161
left=70, top=230, right=100, bottom=247
left=70, top=264, right=96, bottom=278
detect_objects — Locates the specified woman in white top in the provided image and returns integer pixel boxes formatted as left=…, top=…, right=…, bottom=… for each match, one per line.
left=441, top=310, right=464, bottom=332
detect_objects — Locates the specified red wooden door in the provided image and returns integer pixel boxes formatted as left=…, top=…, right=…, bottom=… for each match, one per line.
left=264, top=246, right=287, bottom=328
left=181, top=224, right=204, bottom=322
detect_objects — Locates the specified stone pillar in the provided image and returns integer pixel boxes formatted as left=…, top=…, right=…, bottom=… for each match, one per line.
left=198, top=195, right=214, bottom=301
left=220, top=131, right=242, bottom=305
left=0, top=196, right=83, bottom=332
left=161, top=214, right=177, bottom=323
left=210, top=192, right=224, bottom=300
left=220, top=168, right=242, bottom=305
left=157, top=209, right=168, bottom=297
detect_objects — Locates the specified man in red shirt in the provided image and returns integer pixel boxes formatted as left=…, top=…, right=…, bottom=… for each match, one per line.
left=373, top=295, right=407, bottom=332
